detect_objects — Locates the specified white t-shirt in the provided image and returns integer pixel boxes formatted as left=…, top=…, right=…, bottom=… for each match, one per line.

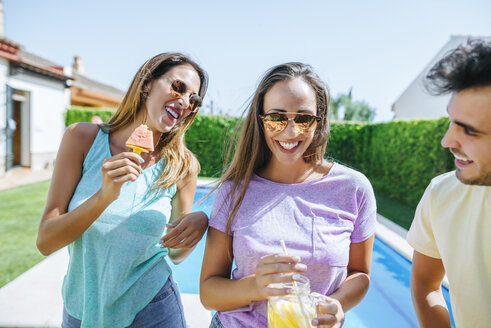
left=407, top=171, right=491, bottom=328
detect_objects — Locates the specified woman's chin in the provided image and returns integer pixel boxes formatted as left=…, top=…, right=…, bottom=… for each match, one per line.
left=158, top=119, right=177, bottom=133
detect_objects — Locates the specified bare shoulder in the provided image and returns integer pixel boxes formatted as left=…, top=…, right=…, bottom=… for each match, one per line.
left=64, top=123, right=101, bottom=157
left=65, top=122, right=100, bottom=140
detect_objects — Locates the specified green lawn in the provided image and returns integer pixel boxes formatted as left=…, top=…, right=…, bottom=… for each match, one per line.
left=0, top=180, right=50, bottom=287
left=375, top=191, right=416, bottom=230
left=0, top=179, right=416, bottom=288
left=198, top=176, right=219, bottom=181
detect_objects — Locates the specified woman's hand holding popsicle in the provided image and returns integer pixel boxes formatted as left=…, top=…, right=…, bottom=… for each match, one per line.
left=253, top=253, right=308, bottom=300
left=99, top=152, right=144, bottom=203
left=97, top=123, right=151, bottom=203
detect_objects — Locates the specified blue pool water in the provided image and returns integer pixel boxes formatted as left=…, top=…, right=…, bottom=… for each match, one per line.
left=169, top=186, right=455, bottom=327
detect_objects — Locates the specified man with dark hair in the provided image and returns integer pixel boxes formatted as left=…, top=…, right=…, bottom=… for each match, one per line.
left=407, top=39, right=491, bottom=328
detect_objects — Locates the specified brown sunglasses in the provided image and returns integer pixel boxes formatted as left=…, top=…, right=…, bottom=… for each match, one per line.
left=169, top=79, right=202, bottom=113
left=260, top=112, right=321, bottom=133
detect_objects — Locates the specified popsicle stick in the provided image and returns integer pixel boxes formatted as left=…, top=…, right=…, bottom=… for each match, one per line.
left=127, top=145, right=149, bottom=155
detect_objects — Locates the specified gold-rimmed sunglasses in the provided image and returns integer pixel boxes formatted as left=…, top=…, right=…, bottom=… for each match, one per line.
left=169, top=79, right=202, bottom=113
left=260, top=112, right=321, bottom=133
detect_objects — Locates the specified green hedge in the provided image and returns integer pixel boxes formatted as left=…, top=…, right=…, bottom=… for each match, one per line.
left=64, top=106, right=115, bottom=126
left=326, top=122, right=371, bottom=173
left=189, top=116, right=453, bottom=207
left=64, top=107, right=240, bottom=178
left=325, top=118, right=453, bottom=207
left=64, top=107, right=453, bottom=207
left=185, top=115, right=240, bottom=177
left=363, top=118, right=453, bottom=206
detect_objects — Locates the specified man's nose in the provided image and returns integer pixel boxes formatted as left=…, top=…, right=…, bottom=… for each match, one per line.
left=441, top=122, right=460, bottom=149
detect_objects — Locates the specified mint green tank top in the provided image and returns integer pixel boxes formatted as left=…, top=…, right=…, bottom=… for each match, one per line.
left=62, top=129, right=176, bottom=327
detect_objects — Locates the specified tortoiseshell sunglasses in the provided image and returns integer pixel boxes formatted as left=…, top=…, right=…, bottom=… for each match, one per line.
left=260, top=112, right=321, bottom=133
left=169, top=79, right=202, bottom=113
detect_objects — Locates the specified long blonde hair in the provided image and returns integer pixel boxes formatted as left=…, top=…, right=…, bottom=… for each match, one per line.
left=216, top=62, right=330, bottom=234
left=104, top=53, right=208, bottom=190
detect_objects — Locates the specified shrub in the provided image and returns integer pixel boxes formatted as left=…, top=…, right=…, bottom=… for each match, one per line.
left=64, top=106, right=115, bottom=126
left=328, top=117, right=453, bottom=207
left=185, top=115, right=240, bottom=177
left=64, top=107, right=454, bottom=207
left=326, top=121, right=371, bottom=172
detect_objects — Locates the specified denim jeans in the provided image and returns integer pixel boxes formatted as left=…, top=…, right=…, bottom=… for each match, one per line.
left=62, top=275, right=186, bottom=328
left=209, top=313, right=225, bottom=328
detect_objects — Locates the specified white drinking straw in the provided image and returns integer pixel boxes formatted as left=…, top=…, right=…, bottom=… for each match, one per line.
left=280, top=240, right=311, bottom=328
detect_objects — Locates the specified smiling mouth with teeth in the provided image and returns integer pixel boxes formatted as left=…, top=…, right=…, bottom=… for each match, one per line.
left=453, top=152, right=473, bottom=163
left=166, top=107, right=179, bottom=119
left=278, top=141, right=299, bottom=150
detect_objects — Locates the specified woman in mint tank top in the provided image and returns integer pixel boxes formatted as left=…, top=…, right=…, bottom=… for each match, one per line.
left=36, top=53, right=209, bottom=328
left=200, top=63, right=377, bottom=328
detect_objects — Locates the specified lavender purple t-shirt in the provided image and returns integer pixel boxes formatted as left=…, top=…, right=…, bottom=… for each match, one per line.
left=209, top=163, right=377, bottom=328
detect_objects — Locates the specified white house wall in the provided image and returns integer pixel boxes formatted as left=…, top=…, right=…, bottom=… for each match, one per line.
left=393, top=80, right=450, bottom=120
left=0, top=57, right=8, bottom=174
left=8, top=73, right=68, bottom=170
left=19, top=95, right=31, bottom=167
left=392, top=35, right=491, bottom=120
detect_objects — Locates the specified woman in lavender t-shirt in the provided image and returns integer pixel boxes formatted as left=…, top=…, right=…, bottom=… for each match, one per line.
left=200, top=62, right=376, bottom=328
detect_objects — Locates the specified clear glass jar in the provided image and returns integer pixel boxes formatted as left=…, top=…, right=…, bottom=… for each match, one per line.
left=267, top=275, right=317, bottom=328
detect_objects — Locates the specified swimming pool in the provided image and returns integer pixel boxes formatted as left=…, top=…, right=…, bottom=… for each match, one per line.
left=169, top=186, right=455, bottom=327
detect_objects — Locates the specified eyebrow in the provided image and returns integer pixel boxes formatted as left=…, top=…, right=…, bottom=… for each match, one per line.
left=446, top=104, right=487, bottom=135
left=265, top=108, right=315, bottom=113
left=453, top=120, right=486, bottom=134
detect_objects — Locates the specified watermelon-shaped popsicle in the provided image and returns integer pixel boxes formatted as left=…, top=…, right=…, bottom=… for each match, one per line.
left=126, top=124, right=154, bottom=155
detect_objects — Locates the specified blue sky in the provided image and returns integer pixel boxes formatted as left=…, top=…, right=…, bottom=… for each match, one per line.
left=4, top=0, right=491, bottom=121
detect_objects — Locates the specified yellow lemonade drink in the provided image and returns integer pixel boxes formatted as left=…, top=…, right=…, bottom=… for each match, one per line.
left=268, top=295, right=316, bottom=328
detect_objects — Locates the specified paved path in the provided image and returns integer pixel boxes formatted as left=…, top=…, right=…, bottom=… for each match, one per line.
left=0, top=167, right=53, bottom=191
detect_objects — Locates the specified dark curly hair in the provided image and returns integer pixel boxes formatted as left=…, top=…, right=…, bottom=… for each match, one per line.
left=425, top=39, right=491, bottom=95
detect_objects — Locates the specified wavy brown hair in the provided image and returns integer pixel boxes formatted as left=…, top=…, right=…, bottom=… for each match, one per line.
left=104, top=53, right=208, bottom=190
left=425, top=38, right=491, bottom=95
left=216, top=62, right=330, bottom=234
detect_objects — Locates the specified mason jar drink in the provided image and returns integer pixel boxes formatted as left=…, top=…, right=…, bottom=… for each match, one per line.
left=268, top=275, right=317, bottom=328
